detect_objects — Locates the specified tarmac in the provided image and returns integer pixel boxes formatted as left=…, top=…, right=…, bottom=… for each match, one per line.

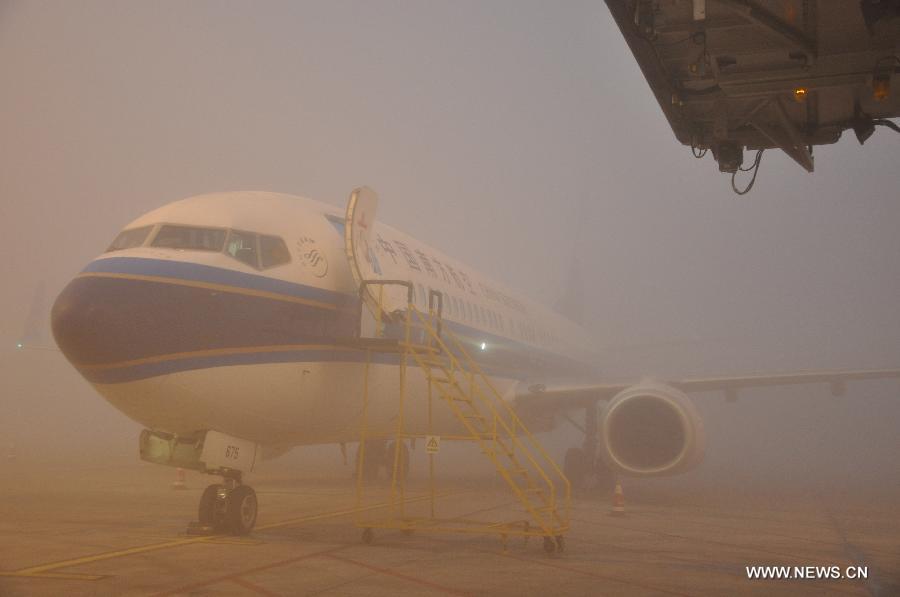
left=1, top=460, right=898, bottom=596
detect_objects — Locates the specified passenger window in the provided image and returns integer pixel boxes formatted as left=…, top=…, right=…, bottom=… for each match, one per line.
left=107, top=225, right=153, bottom=252
left=226, top=230, right=259, bottom=269
left=259, top=235, right=291, bottom=268
left=151, top=225, right=226, bottom=251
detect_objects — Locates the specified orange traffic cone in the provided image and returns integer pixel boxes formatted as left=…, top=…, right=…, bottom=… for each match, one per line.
left=610, top=480, right=625, bottom=516
left=171, top=467, right=187, bottom=490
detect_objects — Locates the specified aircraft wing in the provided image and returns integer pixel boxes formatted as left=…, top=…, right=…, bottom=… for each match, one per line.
left=669, top=369, right=900, bottom=396
left=515, top=368, right=900, bottom=409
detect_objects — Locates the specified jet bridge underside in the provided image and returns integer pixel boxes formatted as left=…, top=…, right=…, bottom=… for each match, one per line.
left=605, top=0, right=900, bottom=176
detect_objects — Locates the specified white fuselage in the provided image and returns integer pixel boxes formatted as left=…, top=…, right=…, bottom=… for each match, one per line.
left=52, top=192, right=598, bottom=451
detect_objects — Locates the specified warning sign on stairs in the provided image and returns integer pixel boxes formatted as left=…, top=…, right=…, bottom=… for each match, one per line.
left=425, top=435, right=440, bottom=454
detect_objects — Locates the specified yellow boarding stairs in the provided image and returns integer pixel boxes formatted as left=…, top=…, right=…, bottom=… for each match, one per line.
left=353, top=280, right=571, bottom=554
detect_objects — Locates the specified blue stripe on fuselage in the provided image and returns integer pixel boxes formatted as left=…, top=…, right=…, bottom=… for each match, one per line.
left=81, top=344, right=548, bottom=385
left=74, top=257, right=594, bottom=383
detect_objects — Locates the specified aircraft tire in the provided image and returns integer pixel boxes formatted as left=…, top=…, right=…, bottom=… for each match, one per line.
left=543, top=535, right=556, bottom=554
left=594, top=458, right=615, bottom=493
left=563, top=447, right=588, bottom=489
left=198, top=483, right=223, bottom=527
left=225, top=485, right=258, bottom=535
left=385, top=440, right=410, bottom=483
left=357, top=441, right=384, bottom=483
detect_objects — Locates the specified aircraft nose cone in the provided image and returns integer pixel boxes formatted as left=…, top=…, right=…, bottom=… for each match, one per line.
left=51, top=274, right=134, bottom=367
left=52, top=256, right=345, bottom=383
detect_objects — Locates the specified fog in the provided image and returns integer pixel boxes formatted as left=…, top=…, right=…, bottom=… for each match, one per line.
left=2, top=1, right=899, bottom=491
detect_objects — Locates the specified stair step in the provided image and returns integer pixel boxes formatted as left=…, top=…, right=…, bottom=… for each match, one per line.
left=419, top=358, right=445, bottom=366
left=376, top=323, right=569, bottom=530
left=405, top=342, right=440, bottom=351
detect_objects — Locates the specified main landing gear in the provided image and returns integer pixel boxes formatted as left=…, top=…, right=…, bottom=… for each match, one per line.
left=543, top=535, right=566, bottom=554
left=191, top=471, right=258, bottom=535
left=563, top=403, right=615, bottom=492
left=356, top=439, right=409, bottom=483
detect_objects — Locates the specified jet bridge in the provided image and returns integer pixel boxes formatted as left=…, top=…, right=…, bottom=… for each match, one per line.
left=605, top=0, right=900, bottom=192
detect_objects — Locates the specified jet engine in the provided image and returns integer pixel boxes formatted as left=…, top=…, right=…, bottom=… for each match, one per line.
left=601, top=382, right=705, bottom=476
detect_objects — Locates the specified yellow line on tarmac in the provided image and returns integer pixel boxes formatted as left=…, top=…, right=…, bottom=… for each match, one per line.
left=205, top=537, right=265, bottom=546
left=255, top=493, right=445, bottom=531
left=0, top=571, right=109, bottom=581
left=4, top=492, right=450, bottom=579
left=5, top=536, right=215, bottom=578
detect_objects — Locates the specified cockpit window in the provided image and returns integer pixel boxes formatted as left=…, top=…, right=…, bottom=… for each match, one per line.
left=107, top=225, right=153, bottom=252
left=259, top=235, right=291, bottom=268
left=226, top=229, right=259, bottom=268
left=151, top=225, right=226, bottom=251
left=142, top=223, right=289, bottom=271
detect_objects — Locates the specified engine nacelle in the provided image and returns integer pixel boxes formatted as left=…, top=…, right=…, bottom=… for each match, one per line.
left=601, top=382, right=705, bottom=477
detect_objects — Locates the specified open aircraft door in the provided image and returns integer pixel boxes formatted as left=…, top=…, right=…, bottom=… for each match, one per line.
left=344, top=187, right=406, bottom=333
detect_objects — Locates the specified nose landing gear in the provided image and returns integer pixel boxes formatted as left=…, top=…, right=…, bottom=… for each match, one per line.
left=190, top=471, right=257, bottom=535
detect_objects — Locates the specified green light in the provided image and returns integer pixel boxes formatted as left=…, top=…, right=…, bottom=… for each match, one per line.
left=16, top=342, right=24, bottom=349
left=480, top=342, right=486, bottom=351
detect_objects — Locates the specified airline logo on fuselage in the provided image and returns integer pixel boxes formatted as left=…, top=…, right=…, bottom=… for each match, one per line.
left=296, top=236, right=328, bottom=278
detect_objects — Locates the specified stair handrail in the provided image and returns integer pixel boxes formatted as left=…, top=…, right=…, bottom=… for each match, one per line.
left=405, top=304, right=570, bottom=527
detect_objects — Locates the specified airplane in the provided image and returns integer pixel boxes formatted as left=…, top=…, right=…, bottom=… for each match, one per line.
left=50, top=188, right=900, bottom=535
